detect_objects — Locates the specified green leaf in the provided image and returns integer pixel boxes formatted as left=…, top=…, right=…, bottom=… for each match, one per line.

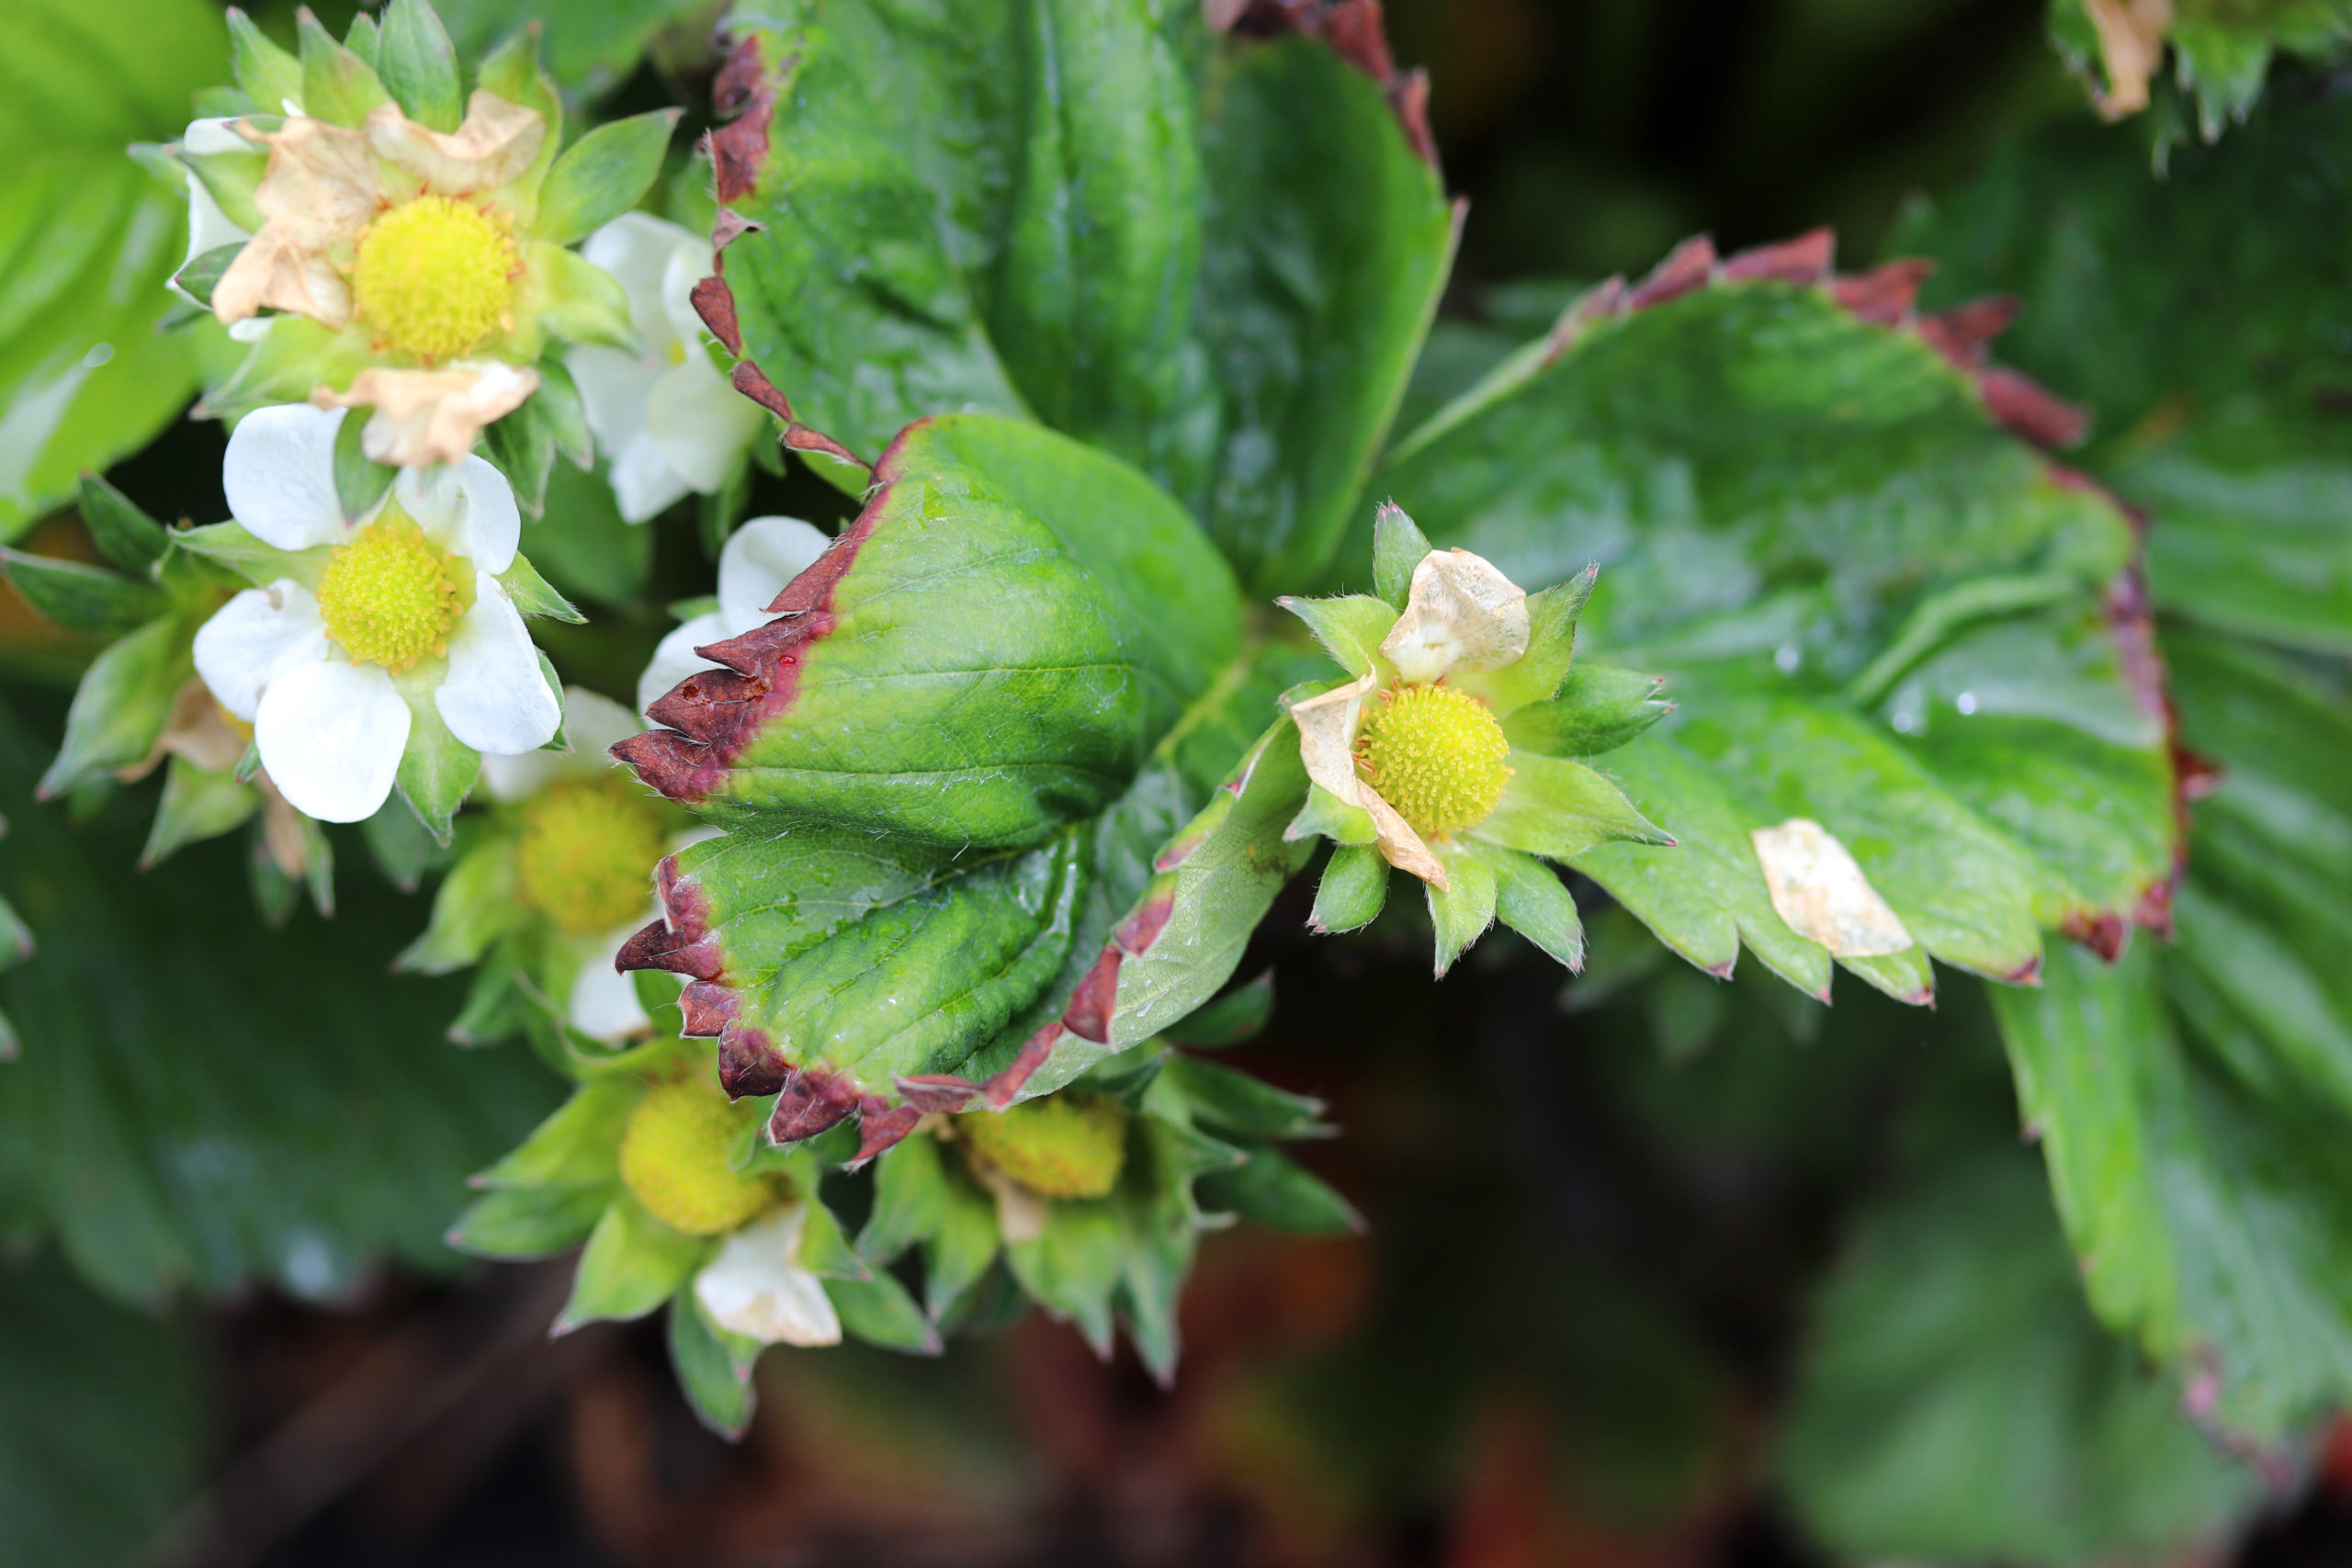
left=0, top=691, right=559, bottom=1302
left=1895, top=90, right=2352, bottom=655
left=520, top=458, right=648, bottom=608
left=1385, top=277, right=2173, bottom=1006
left=716, top=7, right=1453, bottom=592
left=1993, top=940, right=2352, bottom=1441
left=534, top=109, right=681, bottom=247
left=0, top=549, right=166, bottom=637
left=1778, top=1151, right=2254, bottom=1565
left=666, top=1292, right=758, bottom=1439
left=0, top=153, right=209, bottom=541
left=436, top=0, right=707, bottom=99
left=40, top=616, right=191, bottom=799
left=1163, top=970, right=1274, bottom=1048
left=0, top=1250, right=206, bottom=1568
left=826, top=1269, right=942, bottom=1355
left=1194, top=1145, right=1361, bottom=1235
left=74, top=473, right=168, bottom=576
left=376, top=0, right=462, bottom=131
left=555, top=1194, right=707, bottom=1331
left=628, top=415, right=1239, bottom=844
left=0, top=0, right=226, bottom=159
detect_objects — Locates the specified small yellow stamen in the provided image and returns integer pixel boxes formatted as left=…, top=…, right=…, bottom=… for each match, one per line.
left=514, top=777, right=669, bottom=937
left=1355, top=682, right=1513, bottom=839
left=349, top=196, right=519, bottom=364
left=313, top=509, right=464, bottom=671
left=617, top=1079, right=775, bottom=1236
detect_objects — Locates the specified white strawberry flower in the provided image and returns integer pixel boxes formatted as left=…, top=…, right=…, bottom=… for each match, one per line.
left=479, top=688, right=707, bottom=1043
left=569, top=213, right=765, bottom=523
left=693, top=1202, right=842, bottom=1348
left=635, top=515, right=831, bottom=716
left=192, top=404, right=560, bottom=823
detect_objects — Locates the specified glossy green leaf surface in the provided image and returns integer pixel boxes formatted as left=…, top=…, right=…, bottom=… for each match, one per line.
left=1895, top=90, right=2352, bottom=655
left=1779, top=1152, right=2252, bottom=1565
left=0, top=693, right=560, bottom=1305
left=712, top=3, right=1453, bottom=591
left=1382, top=277, right=2175, bottom=1003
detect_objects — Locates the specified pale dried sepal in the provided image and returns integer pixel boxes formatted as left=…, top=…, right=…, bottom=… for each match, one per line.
left=1380, top=548, right=1531, bottom=685
left=693, top=1204, right=842, bottom=1348
left=1288, top=674, right=1447, bottom=889
left=978, top=1164, right=1049, bottom=1246
left=212, top=117, right=382, bottom=326
left=366, top=91, right=546, bottom=197
left=1750, top=818, right=1914, bottom=958
left=2083, top=0, right=2172, bottom=119
left=315, top=361, right=539, bottom=467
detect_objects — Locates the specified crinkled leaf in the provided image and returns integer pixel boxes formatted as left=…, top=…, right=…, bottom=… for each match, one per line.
left=715, top=6, right=1453, bottom=591
left=1384, top=279, right=2174, bottom=1005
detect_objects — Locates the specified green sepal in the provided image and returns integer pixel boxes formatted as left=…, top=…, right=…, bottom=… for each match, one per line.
left=1005, top=1198, right=1122, bottom=1356
left=535, top=356, right=594, bottom=469
left=535, top=109, right=683, bottom=248
left=173, top=522, right=330, bottom=590
left=394, top=839, right=518, bottom=973
left=1474, top=751, right=1670, bottom=862
left=331, top=412, right=395, bottom=525
left=1502, top=663, right=1674, bottom=759
left=375, top=0, right=461, bottom=131
left=1164, top=971, right=1274, bottom=1048
left=76, top=473, right=169, bottom=576
left=554, top=1195, right=709, bottom=1332
left=344, top=11, right=380, bottom=66
left=474, top=25, right=562, bottom=210
left=526, top=244, right=635, bottom=351
left=141, top=758, right=257, bottom=869
left=924, top=1165, right=1001, bottom=1322
left=247, top=812, right=334, bottom=926
left=447, top=941, right=530, bottom=1046
left=667, top=1292, right=759, bottom=1439
left=497, top=554, right=584, bottom=623
left=40, top=617, right=192, bottom=799
left=448, top=1182, right=612, bottom=1260
left=825, top=1270, right=942, bottom=1356
left=471, top=1075, right=641, bottom=1191
left=1153, top=1055, right=1329, bottom=1142
left=858, top=1131, right=948, bottom=1263
left=182, top=144, right=266, bottom=234
left=1372, top=501, right=1434, bottom=608
left=1310, top=843, right=1389, bottom=934
left=360, top=791, right=442, bottom=891
left=1459, top=564, right=1595, bottom=716
left=233, top=739, right=261, bottom=784
left=170, top=244, right=242, bottom=313
left=1285, top=780, right=1375, bottom=846
left=391, top=684, right=481, bottom=845
left=0, top=549, right=166, bottom=637
left=227, top=8, right=304, bottom=118
left=1274, top=592, right=1396, bottom=679
left=297, top=8, right=391, bottom=127
left=1490, top=848, right=1586, bottom=972
left=1428, top=843, right=1500, bottom=977
left=1195, top=1145, right=1362, bottom=1235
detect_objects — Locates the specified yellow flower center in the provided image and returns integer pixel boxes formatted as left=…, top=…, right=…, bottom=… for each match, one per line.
left=349, top=196, right=518, bottom=363
left=1355, top=682, right=1513, bottom=839
left=513, top=777, right=669, bottom=937
left=313, top=510, right=464, bottom=671
left=957, top=1095, right=1127, bottom=1200
left=617, top=1079, right=775, bottom=1236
